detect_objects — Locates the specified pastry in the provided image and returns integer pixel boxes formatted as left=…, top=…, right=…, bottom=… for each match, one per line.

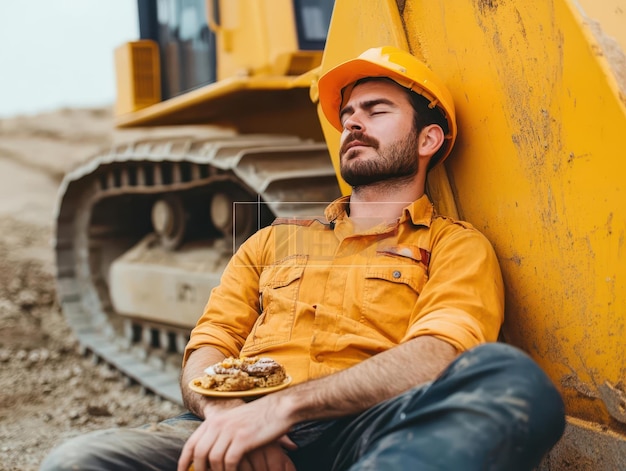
left=193, top=356, right=286, bottom=392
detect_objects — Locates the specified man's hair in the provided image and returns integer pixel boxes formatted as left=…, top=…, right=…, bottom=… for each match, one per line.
left=349, top=77, right=450, bottom=170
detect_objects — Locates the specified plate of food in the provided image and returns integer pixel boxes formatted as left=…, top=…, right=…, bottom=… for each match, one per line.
left=189, top=356, right=292, bottom=398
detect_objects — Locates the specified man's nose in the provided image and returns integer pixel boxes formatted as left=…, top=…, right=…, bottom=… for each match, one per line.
left=343, top=113, right=364, bottom=131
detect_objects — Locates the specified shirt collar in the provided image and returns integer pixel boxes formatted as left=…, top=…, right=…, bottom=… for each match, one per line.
left=324, top=195, right=351, bottom=223
left=401, top=194, right=435, bottom=227
left=324, top=194, right=434, bottom=227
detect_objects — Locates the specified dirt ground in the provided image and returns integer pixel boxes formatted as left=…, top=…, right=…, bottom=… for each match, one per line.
left=0, top=109, right=185, bottom=471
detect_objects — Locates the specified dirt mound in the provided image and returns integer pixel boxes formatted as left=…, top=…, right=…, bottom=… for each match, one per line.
left=0, top=109, right=184, bottom=470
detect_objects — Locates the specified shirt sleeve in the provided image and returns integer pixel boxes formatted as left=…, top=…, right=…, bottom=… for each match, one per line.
left=182, top=228, right=271, bottom=366
left=402, top=220, right=505, bottom=351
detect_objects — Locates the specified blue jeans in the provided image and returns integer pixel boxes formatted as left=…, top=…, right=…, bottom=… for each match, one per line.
left=40, top=343, right=565, bottom=470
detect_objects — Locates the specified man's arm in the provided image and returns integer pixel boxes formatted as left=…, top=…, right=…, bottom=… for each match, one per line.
left=180, top=346, right=244, bottom=418
left=180, top=229, right=271, bottom=418
left=284, top=334, right=457, bottom=421
left=178, top=335, right=457, bottom=471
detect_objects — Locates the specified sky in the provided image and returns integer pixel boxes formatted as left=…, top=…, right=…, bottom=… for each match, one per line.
left=0, top=0, right=139, bottom=118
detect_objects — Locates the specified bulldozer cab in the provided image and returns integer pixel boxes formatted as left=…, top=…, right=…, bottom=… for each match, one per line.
left=114, top=0, right=334, bottom=134
left=133, top=0, right=333, bottom=101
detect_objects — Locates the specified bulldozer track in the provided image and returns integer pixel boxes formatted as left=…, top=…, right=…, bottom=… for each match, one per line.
left=53, top=132, right=340, bottom=404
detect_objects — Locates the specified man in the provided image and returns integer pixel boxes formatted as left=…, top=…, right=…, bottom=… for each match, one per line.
left=41, top=46, right=565, bottom=471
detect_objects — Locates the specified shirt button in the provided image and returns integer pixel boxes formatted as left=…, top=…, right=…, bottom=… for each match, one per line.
left=392, top=270, right=401, bottom=279
left=316, top=354, right=324, bottom=362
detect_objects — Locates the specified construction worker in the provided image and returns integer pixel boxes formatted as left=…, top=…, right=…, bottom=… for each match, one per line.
left=41, top=46, right=565, bottom=471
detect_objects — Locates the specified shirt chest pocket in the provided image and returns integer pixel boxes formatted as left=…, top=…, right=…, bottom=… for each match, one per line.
left=241, top=255, right=306, bottom=354
left=361, top=250, right=428, bottom=340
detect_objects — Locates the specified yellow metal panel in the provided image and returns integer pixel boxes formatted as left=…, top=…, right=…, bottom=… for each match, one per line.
left=214, top=0, right=299, bottom=79
left=114, top=73, right=324, bottom=140
left=401, top=0, right=626, bottom=427
left=316, top=0, right=410, bottom=195
left=114, top=40, right=161, bottom=115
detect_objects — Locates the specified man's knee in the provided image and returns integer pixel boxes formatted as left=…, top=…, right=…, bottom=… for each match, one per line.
left=447, top=343, right=560, bottom=396
left=452, top=342, right=537, bottom=371
left=442, top=342, right=566, bottom=442
left=351, top=343, right=566, bottom=469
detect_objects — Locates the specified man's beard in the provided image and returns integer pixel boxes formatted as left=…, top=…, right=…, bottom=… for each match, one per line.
left=339, top=130, right=419, bottom=188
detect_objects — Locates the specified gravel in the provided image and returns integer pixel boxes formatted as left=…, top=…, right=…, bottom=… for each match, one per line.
left=0, top=109, right=185, bottom=470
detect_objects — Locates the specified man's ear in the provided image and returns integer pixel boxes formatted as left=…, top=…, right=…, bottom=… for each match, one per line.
left=418, top=124, right=445, bottom=162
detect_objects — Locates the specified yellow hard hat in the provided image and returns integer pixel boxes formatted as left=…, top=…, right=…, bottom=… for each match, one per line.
left=318, top=46, right=457, bottom=165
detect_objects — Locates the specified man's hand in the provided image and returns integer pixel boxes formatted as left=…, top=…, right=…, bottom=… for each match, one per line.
left=177, top=394, right=297, bottom=471
left=178, top=335, right=457, bottom=470
left=236, top=443, right=296, bottom=471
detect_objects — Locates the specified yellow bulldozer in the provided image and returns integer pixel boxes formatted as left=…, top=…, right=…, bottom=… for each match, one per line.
left=53, top=0, right=626, bottom=468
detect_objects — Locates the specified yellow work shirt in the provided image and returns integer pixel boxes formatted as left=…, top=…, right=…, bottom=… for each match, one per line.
left=184, top=194, right=504, bottom=385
